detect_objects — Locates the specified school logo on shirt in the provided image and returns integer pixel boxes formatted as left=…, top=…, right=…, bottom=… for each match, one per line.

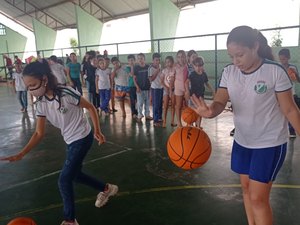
left=59, top=105, right=68, bottom=114
left=254, top=81, right=267, bottom=94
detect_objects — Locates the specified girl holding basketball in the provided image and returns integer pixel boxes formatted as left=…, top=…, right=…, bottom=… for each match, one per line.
left=191, top=25, right=300, bottom=225
left=1, top=61, right=118, bottom=225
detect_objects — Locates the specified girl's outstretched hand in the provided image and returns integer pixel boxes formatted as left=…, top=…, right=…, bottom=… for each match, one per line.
left=0, top=152, right=24, bottom=162
left=94, top=132, right=106, bottom=146
left=191, top=94, right=213, bottom=118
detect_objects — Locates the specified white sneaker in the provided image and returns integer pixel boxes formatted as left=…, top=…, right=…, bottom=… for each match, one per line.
left=60, top=219, right=79, bottom=225
left=95, top=183, right=118, bottom=208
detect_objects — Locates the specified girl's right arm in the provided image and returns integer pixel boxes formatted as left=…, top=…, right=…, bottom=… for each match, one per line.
left=1, top=117, right=46, bottom=162
left=191, top=88, right=229, bottom=118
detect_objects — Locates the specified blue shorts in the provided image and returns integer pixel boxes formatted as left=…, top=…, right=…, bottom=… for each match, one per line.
left=115, top=85, right=129, bottom=99
left=231, top=141, right=287, bottom=183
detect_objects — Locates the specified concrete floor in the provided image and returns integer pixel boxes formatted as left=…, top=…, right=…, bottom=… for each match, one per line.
left=0, top=84, right=300, bottom=225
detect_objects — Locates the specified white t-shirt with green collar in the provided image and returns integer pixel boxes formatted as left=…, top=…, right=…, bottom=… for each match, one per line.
left=219, top=59, right=292, bottom=148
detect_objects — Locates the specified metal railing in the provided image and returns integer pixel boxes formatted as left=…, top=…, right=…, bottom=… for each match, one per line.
left=2, top=25, right=300, bottom=95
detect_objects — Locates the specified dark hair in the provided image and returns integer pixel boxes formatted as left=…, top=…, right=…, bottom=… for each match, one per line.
left=165, top=56, right=174, bottom=64
left=187, top=50, right=197, bottom=58
left=127, top=54, right=135, bottom=60
left=49, top=55, right=58, bottom=63
left=111, top=56, right=119, bottom=63
left=70, top=52, right=76, bottom=57
left=23, top=61, right=58, bottom=91
left=227, top=25, right=274, bottom=61
left=96, top=54, right=104, bottom=60
left=23, top=61, right=61, bottom=107
left=193, top=57, right=204, bottom=66
left=278, top=48, right=290, bottom=59
left=87, top=50, right=96, bottom=58
left=137, top=53, right=145, bottom=58
left=152, top=53, right=161, bottom=60
left=57, top=58, right=64, bottom=65
left=176, top=50, right=186, bottom=56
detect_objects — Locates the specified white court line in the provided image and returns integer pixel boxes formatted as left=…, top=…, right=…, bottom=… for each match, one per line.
left=0, top=145, right=132, bottom=193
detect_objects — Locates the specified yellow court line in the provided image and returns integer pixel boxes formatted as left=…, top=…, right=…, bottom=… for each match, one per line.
left=1, top=183, right=300, bottom=221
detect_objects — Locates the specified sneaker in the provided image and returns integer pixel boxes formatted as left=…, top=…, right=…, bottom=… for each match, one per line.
left=154, top=122, right=161, bottom=127
left=145, top=116, right=153, bottom=121
left=289, top=130, right=296, bottom=138
left=60, top=219, right=79, bottom=225
left=135, top=117, right=142, bottom=123
left=95, top=183, right=118, bottom=208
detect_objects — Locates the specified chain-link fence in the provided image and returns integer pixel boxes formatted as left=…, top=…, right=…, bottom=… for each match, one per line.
left=1, top=25, right=300, bottom=95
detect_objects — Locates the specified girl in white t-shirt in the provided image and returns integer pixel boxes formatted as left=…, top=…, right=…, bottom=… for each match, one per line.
left=192, top=26, right=300, bottom=225
left=1, top=61, right=118, bottom=225
left=96, top=59, right=112, bottom=116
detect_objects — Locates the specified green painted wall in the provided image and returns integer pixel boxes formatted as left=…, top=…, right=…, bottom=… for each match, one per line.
left=75, top=5, right=103, bottom=57
left=0, top=26, right=27, bottom=68
left=32, top=18, right=56, bottom=57
left=149, top=0, right=180, bottom=52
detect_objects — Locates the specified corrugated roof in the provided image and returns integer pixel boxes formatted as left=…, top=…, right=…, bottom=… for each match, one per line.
left=0, top=0, right=215, bottom=31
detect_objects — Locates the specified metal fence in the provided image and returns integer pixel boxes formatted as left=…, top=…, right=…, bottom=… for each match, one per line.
left=2, top=25, right=300, bottom=95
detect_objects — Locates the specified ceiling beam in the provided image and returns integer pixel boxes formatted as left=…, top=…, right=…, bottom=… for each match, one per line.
left=56, top=7, right=150, bottom=30
left=15, top=0, right=72, bottom=18
left=72, top=0, right=114, bottom=22
left=0, top=10, right=33, bottom=31
left=177, top=0, right=216, bottom=8
left=4, top=0, right=68, bottom=30
left=89, top=0, right=113, bottom=18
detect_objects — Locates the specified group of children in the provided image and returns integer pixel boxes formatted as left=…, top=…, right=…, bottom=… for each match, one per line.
left=9, top=49, right=216, bottom=129
left=80, top=50, right=215, bottom=128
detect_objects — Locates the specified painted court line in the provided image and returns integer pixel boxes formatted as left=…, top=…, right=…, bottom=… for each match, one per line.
left=1, top=183, right=300, bottom=221
left=0, top=144, right=132, bottom=193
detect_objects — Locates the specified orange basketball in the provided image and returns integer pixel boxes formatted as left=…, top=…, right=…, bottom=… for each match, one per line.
left=181, top=107, right=199, bottom=125
left=167, top=127, right=211, bottom=170
left=7, top=217, right=37, bottom=225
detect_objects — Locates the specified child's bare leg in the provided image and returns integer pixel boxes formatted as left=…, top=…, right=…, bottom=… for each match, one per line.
left=175, top=95, right=183, bottom=127
left=162, top=95, right=169, bottom=127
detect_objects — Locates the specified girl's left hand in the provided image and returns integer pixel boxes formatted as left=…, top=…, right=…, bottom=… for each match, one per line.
left=94, top=132, right=106, bottom=145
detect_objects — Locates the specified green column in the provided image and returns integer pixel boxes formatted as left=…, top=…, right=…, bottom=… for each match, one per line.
left=32, top=18, right=57, bottom=57
left=149, top=0, right=180, bottom=52
left=75, top=5, right=103, bottom=57
left=0, top=26, right=27, bottom=63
